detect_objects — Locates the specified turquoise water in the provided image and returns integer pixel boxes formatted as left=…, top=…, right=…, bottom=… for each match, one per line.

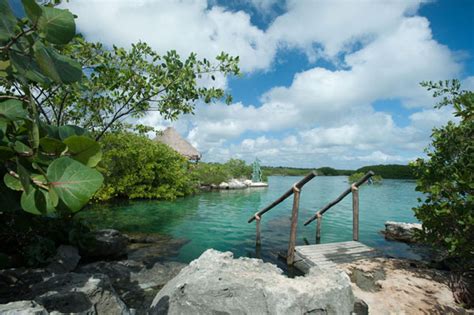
left=79, top=176, right=422, bottom=266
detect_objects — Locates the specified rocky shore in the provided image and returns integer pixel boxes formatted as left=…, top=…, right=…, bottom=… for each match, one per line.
left=1, top=224, right=471, bottom=314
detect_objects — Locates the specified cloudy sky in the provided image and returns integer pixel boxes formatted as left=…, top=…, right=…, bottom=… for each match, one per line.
left=63, top=0, right=474, bottom=168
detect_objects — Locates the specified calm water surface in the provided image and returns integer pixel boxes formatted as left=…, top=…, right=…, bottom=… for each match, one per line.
left=79, top=176, right=422, bottom=267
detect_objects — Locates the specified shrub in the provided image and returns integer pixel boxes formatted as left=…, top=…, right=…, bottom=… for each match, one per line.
left=95, top=132, right=195, bottom=200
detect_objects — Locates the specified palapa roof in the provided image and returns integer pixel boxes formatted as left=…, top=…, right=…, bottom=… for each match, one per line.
left=154, top=127, right=201, bottom=161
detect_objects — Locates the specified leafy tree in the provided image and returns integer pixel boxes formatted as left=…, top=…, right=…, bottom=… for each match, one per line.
left=348, top=172, right=382, bottom=184
left=356, top=164, right=414, bottom=179
left=224, top=159, right=252, bottom=179
left=191, top=162, right=232, bottom=186
left=95, top=132, right=195, bottom=201
left=1, top=36, right=241, bottom=140
left=411, top=79, right=473, bottom=265
left=0, top=0, right=103, bottom=218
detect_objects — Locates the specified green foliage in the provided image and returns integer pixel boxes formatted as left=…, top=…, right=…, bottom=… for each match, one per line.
left=0, top=1, right=103, bottom=217
left=191, top=163, right=232, bottom=186
left=356, top=164, right=414, bottom=179
left=411, top=80, right=474, bottom=265
left=4, top=36, right=240, bottom=140
left=95, top=132, right=194, bottom=201
left=348, top=172, right=382, bottom=184
left=191, top=159, right=252, bottom=186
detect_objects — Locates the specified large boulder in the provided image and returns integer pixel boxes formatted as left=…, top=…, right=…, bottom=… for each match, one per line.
left=218, top=182, right=229, bottom=189
left=0, top=300, right=47, bottom=315
left=80, top=229, right=128, bottom=259
left=149, top=249, right=354, bottom=315
left=383, top=221, right=422, bottom=243
left=46, top=245, right=80, bottom=274
left=29, top=273, right=131, bottom=314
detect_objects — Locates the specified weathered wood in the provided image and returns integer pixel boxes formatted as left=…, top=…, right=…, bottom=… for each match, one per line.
left=304, top=171, right=374, bottom=226
left=316, top=214, right=322, bottom=244
left=294, top=241, right=377, bottom=273
left=286, top=186, right=301, bottom=265
left=352, top=184, right=359, bottom=241
left=255, top=216, right=261, bottom=246
left=248, top=171, right=317, bottom=223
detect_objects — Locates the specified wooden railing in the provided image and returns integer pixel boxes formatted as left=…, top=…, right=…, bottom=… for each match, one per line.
left=247, top=171, right=317, bottom=265
left=303, top=171, right=374, bottom=243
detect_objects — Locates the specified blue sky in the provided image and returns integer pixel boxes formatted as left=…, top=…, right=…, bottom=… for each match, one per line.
left=61, top=0, right=473, bottom=168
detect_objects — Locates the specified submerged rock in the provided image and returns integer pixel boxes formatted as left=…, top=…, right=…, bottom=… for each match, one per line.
left=149, top=249, right=354, bottom=315
left=80, top=229, right=128, bottom=259
left=383, top=221, right=422, bottom=243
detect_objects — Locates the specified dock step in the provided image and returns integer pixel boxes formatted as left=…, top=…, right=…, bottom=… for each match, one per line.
left=294, top=241, right=378, bottom=274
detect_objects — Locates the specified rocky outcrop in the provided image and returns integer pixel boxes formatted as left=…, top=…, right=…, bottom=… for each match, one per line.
left=46, top=245, right=80, bottom=274
left=29, top=273, right=131, bottom=314
left=80, top=229, right=128, bottom=259
left=228, top=178, right=247, bottom=189
left=0, top=300, right=47, bottom=315
left=149, top=249, right=354, bottom=315
left=383, top=221, right=422, bottom=243
left=78, top=260, right=185, bottom=314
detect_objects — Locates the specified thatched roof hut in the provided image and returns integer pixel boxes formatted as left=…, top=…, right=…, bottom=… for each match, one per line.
left=154, top=127, right=201, bottom=161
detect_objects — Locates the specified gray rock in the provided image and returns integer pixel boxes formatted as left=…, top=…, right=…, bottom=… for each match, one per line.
left=78, top=260, right=185, bottom=314
left=149, top=249, right=354, bottom=315
left=383, top=221, right=422, bottom=243
left=80, top=229, right=128, bottom=259
left=47, top=245, right=80, bottom=274
left=30, top=272, right=130, bottom=315
left=0, top=300, right=47, bottom=315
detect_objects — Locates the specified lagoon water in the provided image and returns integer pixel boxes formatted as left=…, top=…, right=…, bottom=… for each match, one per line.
left=79, top=176, right=422, bottom=268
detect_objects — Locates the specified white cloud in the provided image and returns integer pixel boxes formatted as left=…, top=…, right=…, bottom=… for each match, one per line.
left=65, top=0, right=469, bottom=167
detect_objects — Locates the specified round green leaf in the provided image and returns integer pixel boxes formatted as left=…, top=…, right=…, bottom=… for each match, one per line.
left=0, top=100, right=28, bottom=121
left=40, top=137, right=66, bottom=155
left=3, top=173, right=22, bottom=191
left=64, top=135, right=102, bottom=167
left=33, top=42, right=82, bottom=84
left=21, top=0, right=42, bottom=24
left=47, top=157, right=103, bottom=212
left=58, top=125, right=87, bottom=140
left=0, top=0, right=17, bottom=42
left=37, top=6, right=76, bottom=45
left=10, top=50, right=51, bottom=84
left=20, top=187, right=54, bottom=215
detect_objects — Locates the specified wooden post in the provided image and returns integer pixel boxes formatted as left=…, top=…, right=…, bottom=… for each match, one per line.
left=316, top=213, right=322, bottom=244
left=255, top=214, right=261, bottom=246
left=287, top=185, right=300, bottom=265
left=352, top=184, right=359, bottom=241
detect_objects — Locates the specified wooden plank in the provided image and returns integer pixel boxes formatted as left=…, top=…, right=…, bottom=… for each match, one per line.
left=293, top=241, right=378, bottom=274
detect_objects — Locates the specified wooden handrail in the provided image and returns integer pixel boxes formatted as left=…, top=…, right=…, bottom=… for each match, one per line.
left=247, top=170, right=317, bottom=223
left=303, top=171, right=374, bottom=226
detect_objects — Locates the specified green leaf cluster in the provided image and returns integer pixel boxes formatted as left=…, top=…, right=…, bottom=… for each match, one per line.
left=94, top=132, right=194, bottom=201
left=411, top=80, right=474, bottom=265
left=0, top=1, right=103, bottom=217
left=4, top=37, right=241, bottom=140
left=191, top=159, right=253, bottom=186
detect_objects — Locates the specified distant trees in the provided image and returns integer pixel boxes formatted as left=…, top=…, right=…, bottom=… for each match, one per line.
left=356, top=165, right=413, bottom=179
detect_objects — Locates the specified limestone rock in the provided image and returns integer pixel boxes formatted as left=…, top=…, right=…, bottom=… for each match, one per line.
left=80, top=229, right=128, bottom=259
left=218, top=182, right=229, bottom=189
left=46, top=245, right=80, bottom=274
left=228, top=179, right=247, bottom=189
left=149, top=249, right=354, bottom=315
left=29, top=273, right=130, bottom=315
left=383, top=221, right=422, bottom=243
left=0, top=300, right=47, bottom=315
left=243, top=179, right=253, bottom=186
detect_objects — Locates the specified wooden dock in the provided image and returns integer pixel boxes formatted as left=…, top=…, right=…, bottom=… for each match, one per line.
left=294, top=241, right=378, bottom=274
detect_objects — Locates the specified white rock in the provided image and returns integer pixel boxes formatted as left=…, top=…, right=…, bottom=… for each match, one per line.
left=149, top=249, right=354, bottom=315
left=243, top=179, right=253, bottom=186
left=228, top=179, right=247, bottom=189
left=218, top=182, right=229, bottom=189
